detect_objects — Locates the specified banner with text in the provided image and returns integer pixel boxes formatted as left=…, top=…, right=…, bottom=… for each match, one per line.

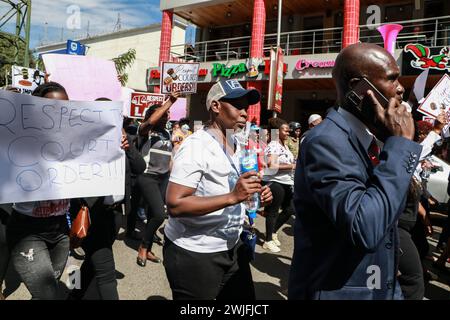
left=0, top=90, right=125, bottom=204
left=129, top=92, right=165, bottom=119
left=161, top=62, right=199, bottom=94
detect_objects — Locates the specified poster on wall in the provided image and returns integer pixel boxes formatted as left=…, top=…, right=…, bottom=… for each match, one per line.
left=129, top=92, right=165, bottom=119
left=418, top=74, right=450, bottom=119
left=160, top=62, right=199, bottom=94
left=11, top=66, right=45, bottom=94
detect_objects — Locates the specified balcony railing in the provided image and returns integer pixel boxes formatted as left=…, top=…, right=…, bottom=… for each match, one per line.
left=170, top=15, right=450, bottom=62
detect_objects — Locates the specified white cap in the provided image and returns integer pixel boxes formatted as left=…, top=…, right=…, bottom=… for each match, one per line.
left=308, top=114, right=322, bottom=125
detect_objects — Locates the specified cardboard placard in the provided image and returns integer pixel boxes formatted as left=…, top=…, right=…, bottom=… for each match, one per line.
left=129, top=93, right=165, bottom=119
left=11, top=66, right=45, bottom=95
left=0, top=90, right=125, bottom=203
left=160, top=62, right=199, bottom=94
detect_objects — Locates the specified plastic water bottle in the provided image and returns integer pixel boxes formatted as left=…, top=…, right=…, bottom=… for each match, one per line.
left=239, top=149, right=259, bottom=223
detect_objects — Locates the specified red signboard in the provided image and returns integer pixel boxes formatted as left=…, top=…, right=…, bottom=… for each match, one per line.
left=273, top=47, right=284, bottom=113
left=130, top=92, right=165, bottom=119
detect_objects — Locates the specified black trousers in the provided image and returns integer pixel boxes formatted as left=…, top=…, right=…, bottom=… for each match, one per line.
left=136, top=173, right=168, bottom=250
left=264, top=181, right=294, bottom=241
left=70, top=204, right=118, bottom=300
left=163, top=237, right=255, bottom=300
left=398, top=225, right=425, bottom=300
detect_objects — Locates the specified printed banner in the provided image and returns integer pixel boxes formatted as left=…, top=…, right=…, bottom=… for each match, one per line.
left=0, top=90, right=125, bottom=204
left=160, top=62, right=199, bottom=94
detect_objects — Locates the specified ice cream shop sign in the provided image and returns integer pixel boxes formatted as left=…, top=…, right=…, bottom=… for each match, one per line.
left=295, top=59, right=335, bottom=71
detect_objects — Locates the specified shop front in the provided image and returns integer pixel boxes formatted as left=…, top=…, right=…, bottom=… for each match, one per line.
left=147, top=53, right=338, bottom=126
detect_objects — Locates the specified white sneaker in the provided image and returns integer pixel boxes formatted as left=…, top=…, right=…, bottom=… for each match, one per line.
left=263, top=241, right=281, bottom=253
left=272, top=234, right=281, bottom=247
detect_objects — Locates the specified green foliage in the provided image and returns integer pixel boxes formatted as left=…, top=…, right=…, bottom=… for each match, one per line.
left=0, top=32, right=35, bottom=87
left=112, top=48, right=136, bottom=86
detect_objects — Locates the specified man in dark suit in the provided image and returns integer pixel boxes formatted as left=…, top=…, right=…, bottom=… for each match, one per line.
left=289, top=43, right=422, bottom=300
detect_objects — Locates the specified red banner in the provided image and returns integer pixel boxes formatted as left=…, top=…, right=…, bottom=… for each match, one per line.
left=273, top=47, right=284, bottom=113
left=129, top=92, right=165, bottom=119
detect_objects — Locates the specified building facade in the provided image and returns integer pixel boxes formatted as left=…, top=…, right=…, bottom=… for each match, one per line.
left=153, top=0, right=450, bottom=127
left=35, top=22, right=186, bottom=92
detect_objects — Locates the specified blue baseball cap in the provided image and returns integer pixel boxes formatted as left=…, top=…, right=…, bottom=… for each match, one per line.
left=206, top=79, right=261, bottom=110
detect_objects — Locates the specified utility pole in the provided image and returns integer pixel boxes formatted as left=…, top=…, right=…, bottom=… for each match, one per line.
left=23, top=0, right=31, bottom=67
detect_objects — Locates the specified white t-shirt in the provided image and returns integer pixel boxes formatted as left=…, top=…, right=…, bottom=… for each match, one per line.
left=165, top=129, right=245, bottom=253
left=13, top=200, right=70, bottom=218
left=263, top=140, right=295, bottom=185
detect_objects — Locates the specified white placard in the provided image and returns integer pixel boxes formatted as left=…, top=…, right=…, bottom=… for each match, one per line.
left=11, top=66, right=45, bottom=95
left=0, top=90, right=125, bottom=204
left=418, top=74, right=450, bottom=119
left=160, top=62, right=199, bottom=94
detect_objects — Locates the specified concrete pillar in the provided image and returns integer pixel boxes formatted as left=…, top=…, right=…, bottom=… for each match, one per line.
left=159, top=10, right=173, bottom=66
left=343, top=0, right=360, bottom=48
left=247, top=0, right=266, bottom=125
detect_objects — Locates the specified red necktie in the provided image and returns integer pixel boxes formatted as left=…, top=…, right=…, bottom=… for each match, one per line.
left=368, top=138, right=380, bottom=166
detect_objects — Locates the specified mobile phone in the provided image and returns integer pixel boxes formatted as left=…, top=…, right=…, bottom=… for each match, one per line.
left=345, top=78, right=390, bottom=112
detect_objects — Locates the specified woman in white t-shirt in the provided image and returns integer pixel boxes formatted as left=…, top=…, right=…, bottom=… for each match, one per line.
left=262, top=117, right=296, bottom=253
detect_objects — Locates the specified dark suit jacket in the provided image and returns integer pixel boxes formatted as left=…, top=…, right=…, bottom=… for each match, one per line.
left=289, top=109, right=422, bottom=300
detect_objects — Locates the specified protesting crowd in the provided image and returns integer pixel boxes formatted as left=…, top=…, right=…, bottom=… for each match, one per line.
left=0, top=42, right=449, bottom=301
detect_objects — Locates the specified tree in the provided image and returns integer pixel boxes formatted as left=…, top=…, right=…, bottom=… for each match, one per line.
left=112, top=48, right=136, bottom=86
left=0, top=32, right=35, bottom=87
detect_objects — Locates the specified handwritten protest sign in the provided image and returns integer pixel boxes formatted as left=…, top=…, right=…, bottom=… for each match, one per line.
left=161, top=62, right=199, bottom=94
left=0, top=90, right=125, bottom=204
left=129, top=92, right=165, bottom=119
left=12, top=66, right=45, bottom=95
left=42, top=54, right=122, bottom=101
left=418, top=74, right=450, bottom=119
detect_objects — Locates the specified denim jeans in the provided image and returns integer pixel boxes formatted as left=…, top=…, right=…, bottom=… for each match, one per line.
left=10, top=234, right=69, bottom=300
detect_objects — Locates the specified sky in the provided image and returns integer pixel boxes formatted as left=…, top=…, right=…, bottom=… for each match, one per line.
left=0, top=0, right=163, bottom=49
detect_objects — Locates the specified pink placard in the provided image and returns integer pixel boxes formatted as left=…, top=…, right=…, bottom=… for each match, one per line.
left=169, top=98, right=187, bottom=121
left=42, top=54, right=122, bottom=101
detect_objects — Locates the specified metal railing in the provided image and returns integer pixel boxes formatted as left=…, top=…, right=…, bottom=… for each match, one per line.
left=170, top=15, right=450, bottom=62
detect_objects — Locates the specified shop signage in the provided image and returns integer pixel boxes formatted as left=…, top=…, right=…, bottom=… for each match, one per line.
left=130, top=92, right=165, bottom=119
left=402, top=43, right=450, bottom=75
left=295, top=59, right=335, bottom=71
left=212, top=63, right=247, bottom=78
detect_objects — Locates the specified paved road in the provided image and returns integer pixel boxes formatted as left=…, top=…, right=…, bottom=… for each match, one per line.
left=2, top=212, right=450, bottom=300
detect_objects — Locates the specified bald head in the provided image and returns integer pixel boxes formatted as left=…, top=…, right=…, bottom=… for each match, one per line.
left=332, top=43, right=401, bottom=104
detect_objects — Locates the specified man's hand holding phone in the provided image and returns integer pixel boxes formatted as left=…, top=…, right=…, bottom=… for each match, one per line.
left=367, top=90, right=415, bottom=141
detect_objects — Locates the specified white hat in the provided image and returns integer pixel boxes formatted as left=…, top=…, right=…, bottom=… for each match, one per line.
left=308, top=114, right=322, bottom=125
